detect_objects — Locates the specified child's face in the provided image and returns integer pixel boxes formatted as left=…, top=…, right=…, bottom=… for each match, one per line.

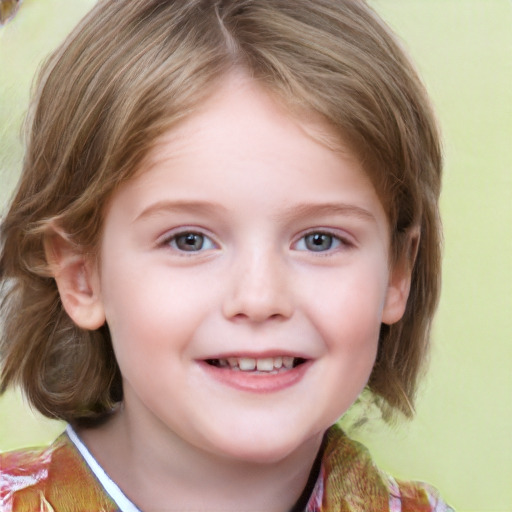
left=87, top=75, right=408, bottom=463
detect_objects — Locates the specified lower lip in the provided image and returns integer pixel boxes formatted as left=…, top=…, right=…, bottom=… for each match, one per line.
left=198, top=360, right=312, bottom=393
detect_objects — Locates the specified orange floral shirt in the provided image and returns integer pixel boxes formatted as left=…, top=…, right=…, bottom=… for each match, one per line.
left=0, top=425, right=454, bottom=511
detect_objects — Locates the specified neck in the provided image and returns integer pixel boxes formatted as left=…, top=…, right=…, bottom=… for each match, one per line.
left=78, top=407, right=324, bottom=512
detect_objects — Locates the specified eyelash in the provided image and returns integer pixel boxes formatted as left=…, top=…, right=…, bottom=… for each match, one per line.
left=293, top=230, right=353, bottom=253
left=159, top=229, right=217, bottom=253
left=159, top=228, right=352, bottom=255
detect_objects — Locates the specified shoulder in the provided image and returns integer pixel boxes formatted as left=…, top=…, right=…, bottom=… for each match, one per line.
left=0, top=432, right=117, bottom=512
left=1, top=437, right=65, bottom=498
left=383, top=472, right=455, bottom=512
left=310, top=425, right=455, bottom=512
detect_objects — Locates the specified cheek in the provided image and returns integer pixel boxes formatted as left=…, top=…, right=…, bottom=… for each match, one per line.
left=326, top=308, right=380, bottom=383
left=304, top=263, right=387, bottom=406
left=319, top=294, right=382, bottom=421
left=100, top=262, right=218, bottom=362
left=311, top=270, right=388, bottom=348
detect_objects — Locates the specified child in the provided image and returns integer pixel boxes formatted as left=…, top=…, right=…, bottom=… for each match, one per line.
left=0, top=0, right=453, bottom=510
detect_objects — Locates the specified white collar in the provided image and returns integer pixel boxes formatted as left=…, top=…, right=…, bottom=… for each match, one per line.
left=66, top=424, right=141, bottom=512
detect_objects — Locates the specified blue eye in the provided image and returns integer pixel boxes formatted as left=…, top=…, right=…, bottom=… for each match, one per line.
left=167, top=232, right=216, bottom=252
left=295, top=232, right=342, bottom=252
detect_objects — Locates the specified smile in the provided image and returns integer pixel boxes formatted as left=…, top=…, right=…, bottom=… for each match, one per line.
left=200, top=356, right=311, bottom=393
left=205, top=356, right=307, bottom=373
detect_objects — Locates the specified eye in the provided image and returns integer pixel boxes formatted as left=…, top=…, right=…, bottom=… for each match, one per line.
left=294, top=232, right=344, bottom=252
left=166, top=232, right=216, bottom=252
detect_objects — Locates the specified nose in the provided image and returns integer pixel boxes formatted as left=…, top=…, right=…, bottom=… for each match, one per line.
left=222, top=247, right=293, bottom=323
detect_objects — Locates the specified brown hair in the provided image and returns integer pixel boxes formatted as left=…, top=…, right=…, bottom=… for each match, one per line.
left=0, top=0, right=442, bottom=424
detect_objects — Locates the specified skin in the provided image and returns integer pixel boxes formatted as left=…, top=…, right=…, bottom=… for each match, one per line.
left=51, top=73, right=412, bottom=511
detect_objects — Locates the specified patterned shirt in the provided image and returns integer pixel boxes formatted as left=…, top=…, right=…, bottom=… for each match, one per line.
left=0, top=424, right=454, bottom=511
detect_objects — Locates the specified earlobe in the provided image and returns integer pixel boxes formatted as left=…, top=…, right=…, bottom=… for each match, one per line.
left=382, top=229, right=420, bottom=326
left=44, top=230, right=105, bottom=330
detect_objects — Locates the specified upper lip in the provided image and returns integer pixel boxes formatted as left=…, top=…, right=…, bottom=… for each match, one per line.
left=198, top=350, right=311, bottom=360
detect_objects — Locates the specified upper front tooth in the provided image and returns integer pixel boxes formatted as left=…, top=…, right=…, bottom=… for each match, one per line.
left=256, top=358, right=274, bottom=371
left=231, top=356, right=297, bottom=371
left=239, top=357, right=256, bottom=371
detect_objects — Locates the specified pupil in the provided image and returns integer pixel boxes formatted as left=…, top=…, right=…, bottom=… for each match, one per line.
left=178, top=233, right=203, bottom=251
left=307, top=233, right=332, bottom=251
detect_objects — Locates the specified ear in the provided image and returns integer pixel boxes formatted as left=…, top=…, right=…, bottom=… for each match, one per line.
left=382, top=228, right=420, bottom=325
left=44, top=229, right=106, bottom=330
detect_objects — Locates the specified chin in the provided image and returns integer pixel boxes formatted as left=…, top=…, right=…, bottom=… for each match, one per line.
left=206, top=427, right=320, bottom=465
left=222, top=444, right=297, bottom=465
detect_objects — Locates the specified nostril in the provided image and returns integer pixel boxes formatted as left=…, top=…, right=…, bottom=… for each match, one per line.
left=222, top=271, right=293, bottom=323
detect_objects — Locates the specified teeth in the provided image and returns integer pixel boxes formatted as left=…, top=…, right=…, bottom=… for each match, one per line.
left=283, top=356, right=294, bottom=369
left=239, top=357, right=256, bottom=371
left=256, top=358, right=274, bottom=372
left=227, top=357, right=238, bottom=368
left=211, top=356, right=302, bottom=372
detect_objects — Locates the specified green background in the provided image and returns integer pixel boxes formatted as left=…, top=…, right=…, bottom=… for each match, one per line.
left=1, top=1, right=511, bottom=511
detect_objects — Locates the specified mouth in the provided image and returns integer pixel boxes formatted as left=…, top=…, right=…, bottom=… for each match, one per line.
left=199, top=355, right=311, bottom=393
left=204, top=356, right=308, bottom=374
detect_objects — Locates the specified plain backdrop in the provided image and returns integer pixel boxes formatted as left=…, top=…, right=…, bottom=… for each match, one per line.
left=1, top=1, right=511, bottom=511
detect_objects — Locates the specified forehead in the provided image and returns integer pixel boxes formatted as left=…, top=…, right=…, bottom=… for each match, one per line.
left=143, top=73, right=355, bottom=177
left=106, top=73, right=387, bottom=230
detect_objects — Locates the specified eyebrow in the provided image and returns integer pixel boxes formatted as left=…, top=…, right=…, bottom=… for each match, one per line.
left=134, top=200, right=376, bottom=224
left=134, top=200, right=229, bottom=222
left=275, top=203, right=376, bottom=223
